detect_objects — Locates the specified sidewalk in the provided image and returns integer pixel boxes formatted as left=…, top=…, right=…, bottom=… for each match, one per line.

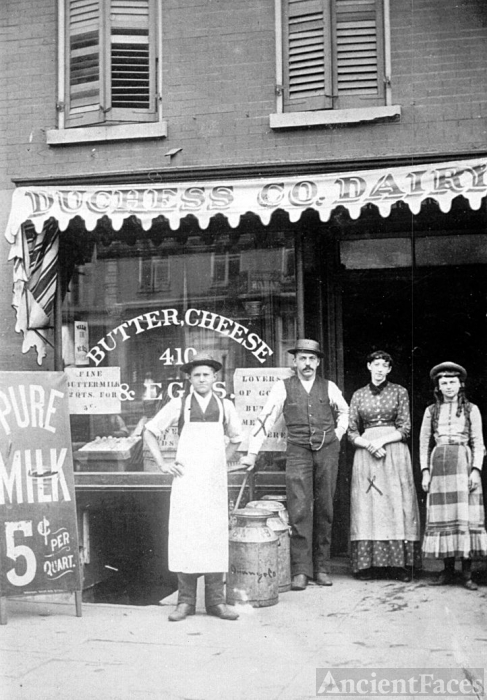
left=1, top=566, right=486, bottom=700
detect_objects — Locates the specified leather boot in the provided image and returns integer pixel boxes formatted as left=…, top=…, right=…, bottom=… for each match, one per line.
left=430, top=557, right=455, bottom=586
left=355, top=568, right=373, bottom=580
left=393, top=567, right=412, bottom=582
left=204, top=573, right=225, bottom=609
left=462, top=559, right=478, bottom=591
left=207, top=604, right=239, bottom=620
left=291, top=574, right=307, bottom=590
left=204, top=573, right=238, bottom=619
left=168, top=572, right=198, bottom=619
left=168, top=603, right=195, bottom=622
left=177, top=572, right=198, bottom=603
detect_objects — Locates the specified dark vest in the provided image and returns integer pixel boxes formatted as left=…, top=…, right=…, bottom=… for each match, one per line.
left=283, top=375, right=336, bottom=450
left=178, top=393, right=222, bottom=435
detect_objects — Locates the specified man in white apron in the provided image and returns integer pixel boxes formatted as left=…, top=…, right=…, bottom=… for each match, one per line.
left=144, top=353, right=242, bottom=621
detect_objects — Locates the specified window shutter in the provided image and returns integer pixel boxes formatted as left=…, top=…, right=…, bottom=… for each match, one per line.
left=108, top=0, right=157, bottom=123
left=283, top=0, right=333, bottom=112
left=333, top=0, right=385, bottom=108
left=65, top=0, right=105, bottom=127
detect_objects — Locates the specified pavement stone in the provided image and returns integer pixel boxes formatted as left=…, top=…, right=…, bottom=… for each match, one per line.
left=1, top=570, right=486, bottom=700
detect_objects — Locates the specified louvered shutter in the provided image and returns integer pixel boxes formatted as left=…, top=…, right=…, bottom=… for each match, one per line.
left=65, top=0, right=105, bottom=127
left=108, top=0, right=157, bottom=122
left=283, top=0, right=333, bottom=112
left=332, top=0, right=385, bottom=109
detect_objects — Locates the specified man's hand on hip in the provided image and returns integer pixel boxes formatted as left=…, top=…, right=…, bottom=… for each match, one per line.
left=160, top=460, right=185, bottom=477
left=240, top=454, right=257, bottom=471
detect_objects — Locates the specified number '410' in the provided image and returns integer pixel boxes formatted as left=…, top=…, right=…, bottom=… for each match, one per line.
left=159, top=348, right=196, bottom=365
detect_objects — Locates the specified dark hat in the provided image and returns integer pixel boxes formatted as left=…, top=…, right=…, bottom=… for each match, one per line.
left=430, top=361, right=467, bottom=382
left=288, top=339, right=324, bottom=358
left=180, top=352, right=222, bottom=374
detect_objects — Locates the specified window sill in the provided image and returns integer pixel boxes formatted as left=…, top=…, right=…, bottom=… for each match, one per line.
left=269, top=105, right=401, bottom=130
left=46, top=120, right=168, bottom=146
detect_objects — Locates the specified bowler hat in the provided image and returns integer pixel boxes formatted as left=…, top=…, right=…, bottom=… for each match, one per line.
left=430, top=361, right=467, bottom=382
left=181, top=352, right=222, bottom=374
left=288, top=339, right=324, bottom=358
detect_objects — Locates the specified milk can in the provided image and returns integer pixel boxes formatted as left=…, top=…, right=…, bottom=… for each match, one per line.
left=247, top=501, right=291, bottom=593
left=227, top=508, right=279, bottom=608
left=260, top=494, right=289, bottom=526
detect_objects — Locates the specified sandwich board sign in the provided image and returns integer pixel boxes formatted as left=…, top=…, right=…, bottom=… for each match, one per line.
left=0, top=372, right=82, bottom=623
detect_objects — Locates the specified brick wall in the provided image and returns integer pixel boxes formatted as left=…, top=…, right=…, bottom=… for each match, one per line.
left=1, top=0, right=487, bottom=370
left=1, top=0, right=487, bottom=190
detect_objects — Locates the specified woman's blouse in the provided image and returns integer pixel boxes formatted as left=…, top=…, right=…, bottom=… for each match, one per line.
left=347, top=382, right=411, bottom=443
left=419, top=401, right=484, bottom=471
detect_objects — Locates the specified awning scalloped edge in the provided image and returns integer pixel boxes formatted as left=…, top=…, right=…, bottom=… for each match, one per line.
left=4, top=157, right=487, bottom=364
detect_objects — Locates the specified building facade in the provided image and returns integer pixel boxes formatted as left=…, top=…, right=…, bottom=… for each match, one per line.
left=1, top=0, right=487, bottom=601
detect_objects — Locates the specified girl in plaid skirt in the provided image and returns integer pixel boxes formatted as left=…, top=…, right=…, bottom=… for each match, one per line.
left=420, top=362, right=487, bottom=590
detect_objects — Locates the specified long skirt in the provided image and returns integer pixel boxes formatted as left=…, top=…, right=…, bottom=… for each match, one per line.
left=422, top=443, right=487, bottom=559
left=350, top=426, right=421, bottom=573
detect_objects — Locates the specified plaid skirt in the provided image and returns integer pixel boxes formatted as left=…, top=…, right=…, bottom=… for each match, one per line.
left=422, top=444, right=487, bottom=559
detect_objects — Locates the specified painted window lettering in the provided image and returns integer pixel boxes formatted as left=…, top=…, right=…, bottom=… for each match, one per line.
left=87, top=308, right=273, bottom=366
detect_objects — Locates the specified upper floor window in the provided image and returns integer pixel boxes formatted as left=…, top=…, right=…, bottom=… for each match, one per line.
left=283, top=0, right=384, bottom=112
left=62, top=0, right=159, bottom=129
left=271, top=0, right=399, bottom=128
left=139, top=256, right=171, bottom=294
left=49, top=0, right=165, bottom=143
left=211, top=253, right=241, bottom=286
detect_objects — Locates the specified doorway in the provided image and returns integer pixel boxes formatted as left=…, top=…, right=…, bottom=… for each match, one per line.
left=330, top=231, right=487, bottom=555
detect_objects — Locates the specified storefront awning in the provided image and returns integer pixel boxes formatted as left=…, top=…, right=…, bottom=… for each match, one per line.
left=5, top=157, right=487, bottom=363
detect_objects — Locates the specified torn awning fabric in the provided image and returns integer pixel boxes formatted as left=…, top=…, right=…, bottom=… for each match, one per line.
left=4, top=157, right=487, bottom=364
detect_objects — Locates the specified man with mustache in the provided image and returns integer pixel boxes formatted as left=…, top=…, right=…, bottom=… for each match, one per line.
left=242, top=339, right=348, bottom=590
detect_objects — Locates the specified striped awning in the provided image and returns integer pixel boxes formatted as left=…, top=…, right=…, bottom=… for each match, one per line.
left=5, top=157, right=487, bottom=363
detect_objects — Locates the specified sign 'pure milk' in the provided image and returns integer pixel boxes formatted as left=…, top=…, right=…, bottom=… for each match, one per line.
left=0, top=372, right=81, bottom=597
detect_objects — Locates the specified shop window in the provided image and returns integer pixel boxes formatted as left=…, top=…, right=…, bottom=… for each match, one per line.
left=340, top=238, right=412, bottom=269
left=415, top=235, right=487, bottom=267
left=62, top=226, right=297, bottom=474
left=47, top=0, right=166, bottom=144
left=271, top=0, right=401, bottom=129
left=340, top=234, right=487, bottom=271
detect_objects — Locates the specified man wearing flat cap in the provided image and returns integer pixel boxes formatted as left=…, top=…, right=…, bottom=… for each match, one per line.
left=144, top=352, right=242, bottom=620
left=242, top=339, right=349, bottom=589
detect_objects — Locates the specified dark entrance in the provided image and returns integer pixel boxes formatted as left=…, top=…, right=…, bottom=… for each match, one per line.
left=322, top=200, right=487, bottom=556
left=342, top=262, right=487, bottom=451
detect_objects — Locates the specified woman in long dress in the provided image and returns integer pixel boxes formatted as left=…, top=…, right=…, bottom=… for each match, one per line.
left=420, top=361, right=487, bottom=590
left=348, top=351, right=420, bottom=581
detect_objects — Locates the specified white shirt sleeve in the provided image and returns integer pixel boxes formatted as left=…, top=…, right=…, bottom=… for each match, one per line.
left=327, top=380, right=349, bottom=439
left=144, top=398, right=181, bottom=437
left=419, top=406, right=433, bottom=472
left=223, top=399, right=244, bottom=444
left=470, top=404, right=485, bottom=470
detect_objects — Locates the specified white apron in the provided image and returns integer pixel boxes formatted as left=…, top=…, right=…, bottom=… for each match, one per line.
left=168, top=415, right=229, bottom=573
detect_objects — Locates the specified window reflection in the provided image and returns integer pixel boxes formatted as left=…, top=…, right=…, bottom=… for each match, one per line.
left=63, top=227, right=297, bottom=472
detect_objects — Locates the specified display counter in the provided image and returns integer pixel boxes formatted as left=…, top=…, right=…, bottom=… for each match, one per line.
left=74, top=469, right=285, bottom=498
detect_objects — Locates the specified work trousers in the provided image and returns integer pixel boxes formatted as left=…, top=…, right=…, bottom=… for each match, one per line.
left=286, top=439, right=341, bottom=579
left=177, top=572, right=225, bottom=608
